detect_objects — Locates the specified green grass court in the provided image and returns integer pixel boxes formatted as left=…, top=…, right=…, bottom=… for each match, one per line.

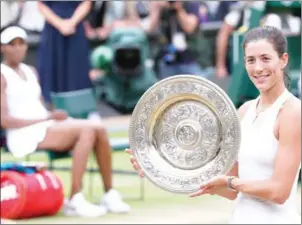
left=1, top=130, right=301, bottom=224
left=1, top=149, right=232, bottom=224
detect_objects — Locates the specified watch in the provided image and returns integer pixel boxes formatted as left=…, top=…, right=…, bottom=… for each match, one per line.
left=227, top=176, right=237, bottom=192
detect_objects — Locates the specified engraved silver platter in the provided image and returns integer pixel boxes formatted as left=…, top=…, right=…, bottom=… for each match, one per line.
left=128, top=75, right=241, bottom=194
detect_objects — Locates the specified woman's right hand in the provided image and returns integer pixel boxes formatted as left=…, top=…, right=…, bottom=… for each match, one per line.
left=49, top=109, right=68, bottom=121
left=58, top=19, right=76, bottom=36
left=125, top=148, right=145, bottom=178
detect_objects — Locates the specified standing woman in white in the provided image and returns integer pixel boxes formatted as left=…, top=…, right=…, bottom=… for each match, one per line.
left=126, top=26, right=301, bottom=224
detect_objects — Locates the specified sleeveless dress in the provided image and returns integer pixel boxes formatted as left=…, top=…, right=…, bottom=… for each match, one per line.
left=229, top=89, right=301, bottom=224
left=1, top=63, right=55, bottom=158
left=36, top=1, right=92, bottom=103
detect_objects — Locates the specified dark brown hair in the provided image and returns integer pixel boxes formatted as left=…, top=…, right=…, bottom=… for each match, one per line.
left=243, top=26, right=290, bottom=87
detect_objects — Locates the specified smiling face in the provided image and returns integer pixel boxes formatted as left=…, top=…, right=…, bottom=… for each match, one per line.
left=244, top=39, right=288, bottom=92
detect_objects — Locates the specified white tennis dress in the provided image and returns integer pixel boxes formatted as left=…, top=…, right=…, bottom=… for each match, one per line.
left=229, top=89, right=301, bottom=224
left=1, top=63, right=55, bottom=158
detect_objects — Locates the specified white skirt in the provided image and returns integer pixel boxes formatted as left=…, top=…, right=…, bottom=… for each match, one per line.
left=229, top=195, right=301, bottom=224
left=6, top=120, right=56, bottom=158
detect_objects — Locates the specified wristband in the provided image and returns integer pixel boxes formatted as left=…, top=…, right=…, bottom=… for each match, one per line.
left=227, top=176, right=237, bottom=192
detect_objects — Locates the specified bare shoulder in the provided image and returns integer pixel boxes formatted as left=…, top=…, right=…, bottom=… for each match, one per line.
left=279, top=96, right=301, bottom=125
left=237, top=100, right=254, bottom=120
left=27, top=65, right=38, bottom=75
left=0, top=74, right=7, bottom=88
left=28, top=65, right=37, bottom=73
left=26, top=64, right=40, bottom=81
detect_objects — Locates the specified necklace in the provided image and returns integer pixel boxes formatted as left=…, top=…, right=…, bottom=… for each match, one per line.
left=253, top=105, right=269, bottom=123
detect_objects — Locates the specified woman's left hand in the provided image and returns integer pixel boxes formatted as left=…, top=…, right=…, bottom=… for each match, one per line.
left=59, top=19, right=76, bottom=36
left=189, top=175, right=228, bottom=197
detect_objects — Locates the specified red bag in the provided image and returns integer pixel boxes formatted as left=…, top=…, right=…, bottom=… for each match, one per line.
left=1, top=170, right=64, bottom=219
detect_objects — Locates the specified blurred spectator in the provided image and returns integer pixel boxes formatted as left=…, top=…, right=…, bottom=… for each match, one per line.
left=198, top=2, right=210, bottom=24
left=195, top=1, right=237, bottom=24
left=141, top=1, right=213, bottom=79
left=136, top=1, right=151, bottom=19
left=215, top=1, right=301, bottom=78
left=18, top=1, right=45, bottom=34
left=36, top=1, right=93, bottom=106
left=0, top=1, right=21, bottom=32
left=84, top=1, right=140, bottom=40
left=201, top=1, right=220, bottom=21
left=212, top=1, right=237, bottom=21
left=215, top=1, right=255, bottom=78
left=109, top=1, right=142, bottom=30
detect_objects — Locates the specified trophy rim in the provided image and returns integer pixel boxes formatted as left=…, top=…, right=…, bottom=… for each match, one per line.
left=128, top=74, right=241, bottom=194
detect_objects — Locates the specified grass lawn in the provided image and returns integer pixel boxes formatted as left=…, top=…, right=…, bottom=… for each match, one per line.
left=1, top=130, right=301, bottom=224
left=1, top=150, right=227, bottom=224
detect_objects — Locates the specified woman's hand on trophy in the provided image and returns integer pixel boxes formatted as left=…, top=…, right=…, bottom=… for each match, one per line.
left=125, top=148, right=145, bottom=178
left=189, top=186, right=219, bottom=197
left=189, top=175, right=228, bottom=197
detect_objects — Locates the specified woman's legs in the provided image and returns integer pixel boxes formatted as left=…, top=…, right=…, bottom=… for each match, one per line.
left=94, top=126, right=112, bottom=192
left=51, top=119, right=113, bottom=193
left=37, top=119, right=113, bottom=198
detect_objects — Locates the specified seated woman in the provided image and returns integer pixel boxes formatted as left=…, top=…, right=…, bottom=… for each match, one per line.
left=0, top=26, right=130, bottom=217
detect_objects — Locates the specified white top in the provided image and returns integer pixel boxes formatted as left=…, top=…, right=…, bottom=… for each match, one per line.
left=18, top=1, right=45, bottom=32
left=230, top=89, right=301, bottom=224
left=1, top=63, right=49, bottom=120
left=104, top=1, right=127, bottom=26
left=224, top=7, right=251, bottom=28
left=1, top=63, right=54, bottom=157
left=224, top=2, right=256, bottom=28
left=0, top=1, right=19, bottom=29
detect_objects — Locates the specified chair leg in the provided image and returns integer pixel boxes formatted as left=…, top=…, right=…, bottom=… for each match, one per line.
left=89, top=169, right=94, bottom=201
left=25, top=154, right=30, bottom=162
left=48, top=159, right=54, bottom=171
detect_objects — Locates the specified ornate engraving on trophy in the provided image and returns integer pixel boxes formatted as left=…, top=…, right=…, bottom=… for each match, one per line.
left=129, top=75, right=241, bottom=193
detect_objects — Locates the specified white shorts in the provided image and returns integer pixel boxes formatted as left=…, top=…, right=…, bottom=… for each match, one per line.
left=6, top=120, right=56, bottom=158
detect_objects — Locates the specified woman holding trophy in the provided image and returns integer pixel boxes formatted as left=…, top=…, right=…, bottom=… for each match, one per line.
left=126, top=26, right=301, bottom=224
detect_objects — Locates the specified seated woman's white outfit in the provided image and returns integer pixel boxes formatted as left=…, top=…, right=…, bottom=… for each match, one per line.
left=1, top=62, right=131, bottom=217
left=1, top=62, right=55, bottom=157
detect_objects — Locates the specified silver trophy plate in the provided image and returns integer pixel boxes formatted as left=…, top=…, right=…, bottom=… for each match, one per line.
left=128, top=75, right=241, bottom=194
